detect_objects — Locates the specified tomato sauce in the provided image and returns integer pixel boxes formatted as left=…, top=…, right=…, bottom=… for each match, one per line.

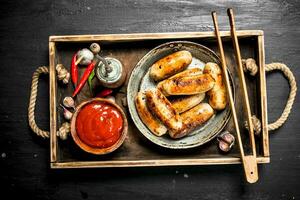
left=76, top=102, right=123, bottom=148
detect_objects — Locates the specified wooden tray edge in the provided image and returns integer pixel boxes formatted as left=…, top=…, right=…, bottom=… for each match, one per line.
left=49, top=30, right=263, bottom=42
left=50, top=157, right=270, bottom=169
left=49, top=30, right=269, bottom=167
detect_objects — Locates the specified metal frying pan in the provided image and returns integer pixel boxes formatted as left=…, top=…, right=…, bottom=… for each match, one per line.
left=127, top=41, right=234, bottom=149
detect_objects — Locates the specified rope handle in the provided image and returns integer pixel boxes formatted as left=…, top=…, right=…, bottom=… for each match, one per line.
left=243, top=59, right=297, bottom=134
left=28, top=65, right=71, bottom=140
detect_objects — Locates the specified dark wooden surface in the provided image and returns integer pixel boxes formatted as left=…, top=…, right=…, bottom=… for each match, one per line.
left=0, top=0, right=299, bottom=199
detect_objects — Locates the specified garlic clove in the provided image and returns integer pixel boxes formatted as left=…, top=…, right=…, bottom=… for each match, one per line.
left=217, top=131, right=235, bottom=152
left=60, top=104, right=73, bottom=121
left=63, top=96, right=75, bottom=110
left=105, top=95, right=116, bottom=103
left=218, top=131, right=235, bottom=145
left=64, top=109, right=73, bottom=121
left=218, top=131, right=235, bottom=143
left=218, top=140, right=231, bottom=152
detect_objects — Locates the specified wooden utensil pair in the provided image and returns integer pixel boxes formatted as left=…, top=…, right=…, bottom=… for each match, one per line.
left=212, top=9, right=258, bottom=183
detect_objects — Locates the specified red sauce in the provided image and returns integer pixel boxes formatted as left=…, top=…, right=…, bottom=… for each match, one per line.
left=76, top=102, right=123, bottom=148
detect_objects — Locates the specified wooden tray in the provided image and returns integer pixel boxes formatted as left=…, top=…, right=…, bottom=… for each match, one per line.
left=49, top=30, right=269, bottom=169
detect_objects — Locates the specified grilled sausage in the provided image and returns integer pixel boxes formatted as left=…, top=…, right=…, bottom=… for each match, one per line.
left=203, top=62, right=227, bottom=110
left=145, top=89, right=183, bottom=135
left=168, top=103, right=214, bottom=138
left=135, top=92, right=167, bottom=136
left=166, top=67, right=203, bottom=79
left=149, top=50, right=192, bottom=81
left=180, top=103, right=214, bottom=133
left=159, top=73, right=215, bottom=96
left=170, top=93, right=206, bottom=114
left=157, top=68, right=202, bottom=91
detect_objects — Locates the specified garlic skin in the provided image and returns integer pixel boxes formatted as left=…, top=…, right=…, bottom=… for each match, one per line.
left=63, top=96, right=75, bottom=110
left=105, top=95, right=116, bottom=103
left=218, top=140, right=231, bottom=152
left=60, top=104, right=73, bottom=121
left=63, top=109, right=73, bottom=121
left=217, top=131, right=235, bottom=153
left=77, top=48, right=94, bottom=65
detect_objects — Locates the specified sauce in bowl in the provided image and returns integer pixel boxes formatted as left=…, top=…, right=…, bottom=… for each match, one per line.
left=75, top=101, right=123, bottom=149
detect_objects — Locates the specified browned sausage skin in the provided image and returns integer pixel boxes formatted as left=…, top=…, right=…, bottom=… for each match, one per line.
left=181, top=103, right=214, bottom=132
left=203, top=62, right=227, bottom=110
left=159, top=73, right=215, bottom=96
left=169, top=103, right=214, bottom=138
left=150, top=50, right=192, bottom=81
left=157, top=68, right=202, bottom=91
left=170, top=93, right=205, bottom=114
left=145, top=89, right=183, bottom=135
left=135, top=92, right=167, bottom=136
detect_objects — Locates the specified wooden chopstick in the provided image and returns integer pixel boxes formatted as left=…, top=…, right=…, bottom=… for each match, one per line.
left=211, top=11, right=258, bottom=183
left=227, top=8, right=257, bottom=157
left=227, top=8, right=258, bottom=182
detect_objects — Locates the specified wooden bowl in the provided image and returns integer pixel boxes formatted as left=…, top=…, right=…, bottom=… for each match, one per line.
left=70, top=98, right=128, bottom=155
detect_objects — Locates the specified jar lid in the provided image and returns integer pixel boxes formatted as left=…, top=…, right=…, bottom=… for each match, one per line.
left=95, top=57, right=123, bottom=84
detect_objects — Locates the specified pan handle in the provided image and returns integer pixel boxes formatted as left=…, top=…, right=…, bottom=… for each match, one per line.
left=28, top=65, right=70, bottom=140
left=243, top=59, right=297, bottom=133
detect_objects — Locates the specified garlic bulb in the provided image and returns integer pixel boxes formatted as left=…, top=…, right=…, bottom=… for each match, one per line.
left=77, top=48, right=94, bottom=65
left=217, top=131, right=235, bottom=153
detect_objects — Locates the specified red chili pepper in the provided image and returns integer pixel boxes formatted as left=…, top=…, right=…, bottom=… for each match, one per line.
left=72, top=62, right=96, bottom=97
left=96, top=89, right=113, bottom=98
left=71, top=52, right=78, bottom=86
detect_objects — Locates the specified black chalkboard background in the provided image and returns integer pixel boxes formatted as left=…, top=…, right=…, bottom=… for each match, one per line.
left=0, top=0, right=299, bottom=199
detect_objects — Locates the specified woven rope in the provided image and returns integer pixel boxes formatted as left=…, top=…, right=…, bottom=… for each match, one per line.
left=28, top=66, right=70, bottom=140
left=244, top=115, right=262, bottom=136
left=243, top=59, right=297, bottom=134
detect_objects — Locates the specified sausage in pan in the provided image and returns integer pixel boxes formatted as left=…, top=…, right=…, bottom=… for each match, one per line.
left=157, top=68, right=202, bottom=91
left=180, top=103, right=214, bottom=133
left=159, top=73, right=215, bottom=96
left=203, top=62, right=227, bottom=110
left=150, top=50, right=192, bottom=81
left=145, top=89, right=183, bottom=135
left=135, top=92, right=168, bottom=136
left=170, top=93, right=206, bottom=114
